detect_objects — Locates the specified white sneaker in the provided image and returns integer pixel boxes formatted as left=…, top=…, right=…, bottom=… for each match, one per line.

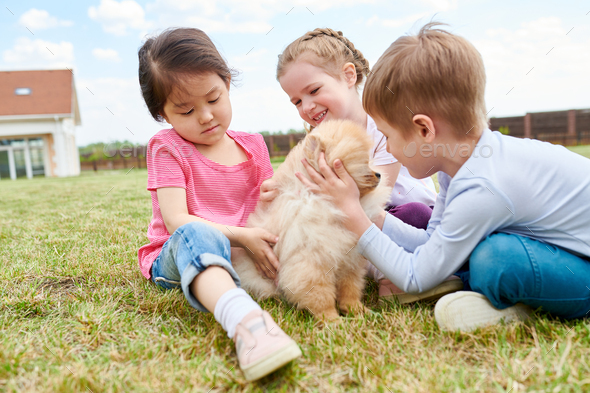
left=434, top=291, right=533, bottom=332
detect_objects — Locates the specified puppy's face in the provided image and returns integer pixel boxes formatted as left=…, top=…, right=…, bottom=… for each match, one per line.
left=304, top=120, right=381, bottom=197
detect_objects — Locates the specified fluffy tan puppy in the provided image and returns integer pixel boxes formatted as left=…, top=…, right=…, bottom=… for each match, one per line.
left=233, top=119, right=392, bottom=320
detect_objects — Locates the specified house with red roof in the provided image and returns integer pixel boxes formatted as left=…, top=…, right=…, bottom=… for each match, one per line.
left=0, top=69, right=81, bottom=180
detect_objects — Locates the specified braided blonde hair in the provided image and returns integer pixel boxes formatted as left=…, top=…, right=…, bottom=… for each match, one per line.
left=276, top=28, right=370, bottom=89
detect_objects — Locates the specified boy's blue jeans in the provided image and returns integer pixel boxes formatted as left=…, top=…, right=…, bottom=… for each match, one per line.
left=150, top=221, right=241, bottom=312
left=459, top=233, right=590, bottom=319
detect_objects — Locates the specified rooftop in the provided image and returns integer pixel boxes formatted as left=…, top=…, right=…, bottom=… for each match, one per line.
left=0, top=69, right=80, bottom=123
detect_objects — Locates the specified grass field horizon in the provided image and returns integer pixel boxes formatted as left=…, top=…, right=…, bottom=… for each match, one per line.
left=1, top=145, right=589, bottom=392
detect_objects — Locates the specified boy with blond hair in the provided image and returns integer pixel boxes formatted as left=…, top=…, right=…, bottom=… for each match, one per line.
left=297, top=22, right=590, bottom=331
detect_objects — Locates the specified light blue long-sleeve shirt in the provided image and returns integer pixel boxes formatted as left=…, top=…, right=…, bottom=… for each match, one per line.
left=358, top=129, right=590, bottom=294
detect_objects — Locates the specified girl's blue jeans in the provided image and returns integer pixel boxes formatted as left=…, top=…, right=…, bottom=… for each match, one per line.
left=458, top=232, right=590, bottom=319
left=150, top=221, right=241, bottom=312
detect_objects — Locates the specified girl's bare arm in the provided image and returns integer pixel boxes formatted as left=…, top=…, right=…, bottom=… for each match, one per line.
left=157, top=187, right=280, bottom=277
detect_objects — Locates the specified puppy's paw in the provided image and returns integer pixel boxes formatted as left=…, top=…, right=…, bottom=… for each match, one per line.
left=306, top=306, right=340, bottom=321
left=338, top=300, right=368, bottom=316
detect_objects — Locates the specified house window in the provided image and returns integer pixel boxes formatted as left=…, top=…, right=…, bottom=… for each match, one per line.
left=0, top=137, right=45, bottom=180
left=5, top=139, right=27, bottom=178
left=29, top=138, right=45, bottom=176
left=14, top=148, right=27, bottom=178
left=0, top=151, right=9, bottom=180
left=9, top=139, right=25, bottom=147
left=15, top=87, right=32, bottom=95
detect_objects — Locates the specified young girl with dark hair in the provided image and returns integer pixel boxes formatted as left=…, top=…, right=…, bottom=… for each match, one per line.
left=137, top=27, right=301, bottom=381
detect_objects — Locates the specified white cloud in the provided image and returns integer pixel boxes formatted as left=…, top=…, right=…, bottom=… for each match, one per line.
left=19, top=9, right=73, bottom=30
left=184, top=15, right=272, bottom=35
left=292, top=0, right=375, bottom=12
left=419, top=0, right=458, bottom=11
left=146, top=0, right=374, bottom=34
left=2, top=37, right=74, bottom=69
left=366, top=13, right=428, bottom=28
left=147, top=0, right=273, bottom=34
left=88, top=0, right=151, bottom=36
left=230, top=85, right=304, bottom=134
left=92, top=48, right=121, bottom=62
left=473, top=17, right=590, bottom=116
left=76, top=77, right=161, bottom=145
left=229, top=48, right=268, bottom=72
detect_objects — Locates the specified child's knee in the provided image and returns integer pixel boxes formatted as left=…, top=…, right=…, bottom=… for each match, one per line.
left=176, top=221, right=231, bottom=249
left=469, top=233, right=527, bottom=291
left=390, top=202, right=432, bottom=229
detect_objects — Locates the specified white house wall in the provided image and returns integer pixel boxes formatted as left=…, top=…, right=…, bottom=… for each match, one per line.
left=0, top=116, right=81, bottom=178
left=61, top=118, right=81, bottom=176
left=0, top=118, right=56, bottom=137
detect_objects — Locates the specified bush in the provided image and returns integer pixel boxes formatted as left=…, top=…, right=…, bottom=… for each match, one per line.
left=258, top=128, right=305, bottom=136
left=78, top=141, right=146, bottom=162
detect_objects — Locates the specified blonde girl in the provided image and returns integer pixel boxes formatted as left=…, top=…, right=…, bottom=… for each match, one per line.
left=137, top=27, right=301, bottom=381
left=262, top=28, right=462, bottom=303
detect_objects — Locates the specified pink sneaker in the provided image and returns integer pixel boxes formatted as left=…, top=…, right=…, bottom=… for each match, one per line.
left=379, top=275, right=464, bottom=304
left=234, top=310, right=302, bottom=381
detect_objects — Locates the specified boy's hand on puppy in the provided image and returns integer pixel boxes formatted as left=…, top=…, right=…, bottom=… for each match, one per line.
left=296, top=152, right=360, bottom=213
left=296, top=152, right=373, bottom=238
left=239, top=227, right=280, bottom=280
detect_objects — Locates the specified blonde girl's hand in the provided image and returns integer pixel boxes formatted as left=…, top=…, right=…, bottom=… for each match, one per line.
left=239, top=227, right=280, bottom=280
left=259, top=178, right=279, bottom=204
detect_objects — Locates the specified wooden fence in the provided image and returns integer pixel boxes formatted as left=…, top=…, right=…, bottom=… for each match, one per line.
left=263, top=133, right=306, bottom=157
left=81, top=108, right=590, bottom=171
left=79, top=134, right=308, bottom=171
left=80, top=156, right=146, bottom=171
left=490, top=108, right=590, bottom=146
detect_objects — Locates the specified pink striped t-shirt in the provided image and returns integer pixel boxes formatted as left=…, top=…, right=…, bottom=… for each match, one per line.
left=137, top=128, right=274, bottom=279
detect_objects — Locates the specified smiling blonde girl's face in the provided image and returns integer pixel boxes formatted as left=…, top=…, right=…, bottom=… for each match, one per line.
left=278, top=58, right=361, bottom=128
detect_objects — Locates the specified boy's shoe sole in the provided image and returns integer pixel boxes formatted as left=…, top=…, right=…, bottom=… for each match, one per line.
left=380, top=276, right=464, bottom=305
left=434, top=291, right=533, bottom=332
left=242, top=340, right=302, bottom=382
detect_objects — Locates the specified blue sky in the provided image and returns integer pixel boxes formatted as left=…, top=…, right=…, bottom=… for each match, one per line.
left=1, top=0, right=589, bottom=146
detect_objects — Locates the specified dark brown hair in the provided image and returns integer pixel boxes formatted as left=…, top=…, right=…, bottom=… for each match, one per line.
left=138, top=27, right=238, bottom=122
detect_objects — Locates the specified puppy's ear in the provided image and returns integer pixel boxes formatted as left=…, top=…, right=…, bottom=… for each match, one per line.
left=303, top=134, right=323, bottom=166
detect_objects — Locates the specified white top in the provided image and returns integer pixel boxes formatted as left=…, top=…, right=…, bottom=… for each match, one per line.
left=366, top=115, right=437, bottom=206
left=358, top=129, right=590, bottom=293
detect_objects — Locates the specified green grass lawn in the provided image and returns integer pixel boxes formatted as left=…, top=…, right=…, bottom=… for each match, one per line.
left=1, top=169, right=588, bottom=392
left=567, top=144, right=590, bottom=159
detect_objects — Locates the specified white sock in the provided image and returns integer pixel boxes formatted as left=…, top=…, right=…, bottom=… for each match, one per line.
left=213, top=288, right=262, bottom=339
left=366, top=261, right=385, bottom=282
